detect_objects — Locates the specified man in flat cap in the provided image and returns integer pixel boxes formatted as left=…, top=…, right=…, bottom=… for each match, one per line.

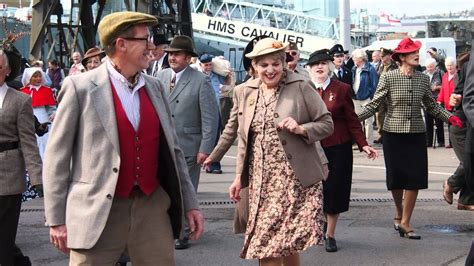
left=147, top=33, right=170, bottom=77
left=286, top=41, right=310, bottom=79
left=156, top=35, right=218, bottom=249
left=43, top=11, right=204, bottom=264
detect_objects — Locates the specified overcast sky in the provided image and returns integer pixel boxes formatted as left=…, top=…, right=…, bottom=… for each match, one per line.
left=350, top=0, right=471, bottom=17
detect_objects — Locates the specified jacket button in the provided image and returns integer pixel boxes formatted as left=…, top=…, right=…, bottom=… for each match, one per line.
left=106, top=194, right=112, bottom=200
left=287, top=154, right=292, bottom=160
left=274, top=113, right=279, bottom=118
left=281, top=140, right=287, bottom=145
left=172, top=115, right=175, bottom=118
left=112, top=168, right=118, bottom=173
left=409, top=90, right=413, bottom=93
left=176, top=100, right=179, bottom=103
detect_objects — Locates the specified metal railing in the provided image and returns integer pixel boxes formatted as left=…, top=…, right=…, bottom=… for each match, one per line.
left=191, top=0, right=339, bottom=40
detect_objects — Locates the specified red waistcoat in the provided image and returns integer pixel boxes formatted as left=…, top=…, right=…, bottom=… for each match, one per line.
left=110, top=83, right=161, bottom=198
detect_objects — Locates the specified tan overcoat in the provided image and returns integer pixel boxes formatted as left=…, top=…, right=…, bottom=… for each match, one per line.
left=236, top=71, right=333, bottom=189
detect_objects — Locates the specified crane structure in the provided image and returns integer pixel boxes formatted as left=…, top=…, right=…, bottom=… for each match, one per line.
left=29, top=0, right=193, bottom=68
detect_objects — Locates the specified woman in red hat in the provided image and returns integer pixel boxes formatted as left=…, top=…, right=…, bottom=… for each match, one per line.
left=358, top=37, right=462, bottom=240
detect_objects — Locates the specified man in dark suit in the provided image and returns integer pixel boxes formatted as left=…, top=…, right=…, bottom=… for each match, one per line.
left=460, top=47, right=474, bottom=264
left=330, top=44, right=352, bottom=87
left=0, top=47, right=42, bottom=265
left=156, top=35, right=219, bottom=249
left=147, top=34, right=170, bottom=76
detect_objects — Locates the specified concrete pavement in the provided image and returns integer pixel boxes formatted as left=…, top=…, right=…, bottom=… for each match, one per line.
left=16, top=144, right=474, bottom=265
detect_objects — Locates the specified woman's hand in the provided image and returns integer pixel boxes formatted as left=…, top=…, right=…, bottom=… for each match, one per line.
left=202, top=157, right=213, bottom=171
left=362, top=145, right=378, bottom=160
left=277, top=117, right=307, bottom=136
left=229, top=177, right=241, bottom=202
left=449, top=115, right=463, bottom=129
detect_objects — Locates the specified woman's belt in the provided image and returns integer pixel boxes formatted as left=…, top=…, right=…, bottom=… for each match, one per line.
left=0, top=141, right=19, bottom=152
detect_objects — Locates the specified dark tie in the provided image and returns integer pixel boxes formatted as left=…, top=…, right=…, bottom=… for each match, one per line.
left=317, top=87, right=323, bottom=97
left=152, top=61, right=159, bottom=77
left=338, top=69, right=343, bottom=79
left=170, top=74, right=176, bottom=92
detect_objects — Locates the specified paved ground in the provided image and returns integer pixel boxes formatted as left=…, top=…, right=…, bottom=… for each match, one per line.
left=16, top=143, right=474, bottom=265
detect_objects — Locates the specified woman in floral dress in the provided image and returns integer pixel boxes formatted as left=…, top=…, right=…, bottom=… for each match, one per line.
left=228, top=38, right=334, bottom=265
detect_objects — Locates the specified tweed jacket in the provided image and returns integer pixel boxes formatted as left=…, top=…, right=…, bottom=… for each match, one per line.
left=0, top=88, right=42, bottom=195
left=358, top=69, right=452, bottom=133
left=155, top=66, right=219, bottom=157
left=43, top=64, right=199, bottom=249
left=236, top=71, right=333, bottom=188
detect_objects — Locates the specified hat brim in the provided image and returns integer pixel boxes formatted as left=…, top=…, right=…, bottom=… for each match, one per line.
left=243, top=35, right=270, bottom=71
left=391, top=40, right=422, bottom=62
left=306, top=55, right=334, bottom=66
left=163, top=47, right=198, bottom=57
left=81, top=51, right=106, bottom=67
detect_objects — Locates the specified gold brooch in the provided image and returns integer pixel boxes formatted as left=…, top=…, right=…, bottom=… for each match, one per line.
left=249, top=98, right=255, bottom=105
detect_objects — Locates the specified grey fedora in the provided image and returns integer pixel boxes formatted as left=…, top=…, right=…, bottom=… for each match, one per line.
left=164, top=35, right=198, bottom=57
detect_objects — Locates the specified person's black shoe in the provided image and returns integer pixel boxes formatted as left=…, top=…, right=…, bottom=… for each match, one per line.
left=325, top=236, right=338, bottom=252
left=175, top=238, right=189, bottom=250
left=211, top=169, right=223, bottom=174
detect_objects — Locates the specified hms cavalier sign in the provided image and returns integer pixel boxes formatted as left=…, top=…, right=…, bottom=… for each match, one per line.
left=192, top=13, right=336, bottom=55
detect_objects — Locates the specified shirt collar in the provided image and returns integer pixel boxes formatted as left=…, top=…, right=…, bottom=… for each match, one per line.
left=172, top=66, right=187, bottom=83
left=312, top=77, right=331, bottom=91
left=106, top=60, right=145, bottom=91
left=29, top=84, right=41, bottom=91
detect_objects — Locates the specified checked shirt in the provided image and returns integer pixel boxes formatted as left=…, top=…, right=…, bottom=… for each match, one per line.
left=358, top=69, right=452, bottom=133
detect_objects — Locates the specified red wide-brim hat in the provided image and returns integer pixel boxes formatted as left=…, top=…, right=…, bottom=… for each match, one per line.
left=391, top=37, right=422, bottom=62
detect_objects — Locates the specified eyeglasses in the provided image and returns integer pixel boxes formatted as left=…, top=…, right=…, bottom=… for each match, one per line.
left=287, top=51, right=298, bottom=57
left=121, top=35, right=155, bottom=49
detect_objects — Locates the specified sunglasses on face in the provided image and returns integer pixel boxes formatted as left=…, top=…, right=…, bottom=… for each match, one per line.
left=287, top=51, right=298, bottom=57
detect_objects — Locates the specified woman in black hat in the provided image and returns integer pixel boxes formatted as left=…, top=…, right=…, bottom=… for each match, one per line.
left=307, top=49, right=378, bottom=252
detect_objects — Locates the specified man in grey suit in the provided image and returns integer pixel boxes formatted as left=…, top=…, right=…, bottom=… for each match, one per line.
left=0, top=48, right=42, bottom=265
left=43, top=12, right=203, bottom=264
left=156, top=35, right=219, bottom=249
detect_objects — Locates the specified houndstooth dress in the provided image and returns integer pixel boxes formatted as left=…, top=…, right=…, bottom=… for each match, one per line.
left=240, top=85, right=325, bottom=259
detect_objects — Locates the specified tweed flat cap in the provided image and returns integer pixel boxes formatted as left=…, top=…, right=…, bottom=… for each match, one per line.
left=98, top=11, right=158, bottom=46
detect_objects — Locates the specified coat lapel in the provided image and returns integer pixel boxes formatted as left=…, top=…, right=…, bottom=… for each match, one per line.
left=168, top=67, right=191, bottom=102
left=90, top=64, right=120, bottom=155
left=244, top=78, right=260, bottom=136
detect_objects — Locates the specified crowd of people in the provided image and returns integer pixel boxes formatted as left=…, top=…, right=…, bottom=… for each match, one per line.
left=0, top=10, right=473, bottom=266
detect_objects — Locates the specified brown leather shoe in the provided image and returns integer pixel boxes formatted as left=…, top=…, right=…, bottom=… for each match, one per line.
left=443, top=180, right=453, bottom=205
left=457, top=203, right=474, bottom=211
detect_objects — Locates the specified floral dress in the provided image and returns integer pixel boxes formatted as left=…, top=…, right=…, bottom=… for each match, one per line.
left=241, top=84, right=325, bottom=259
